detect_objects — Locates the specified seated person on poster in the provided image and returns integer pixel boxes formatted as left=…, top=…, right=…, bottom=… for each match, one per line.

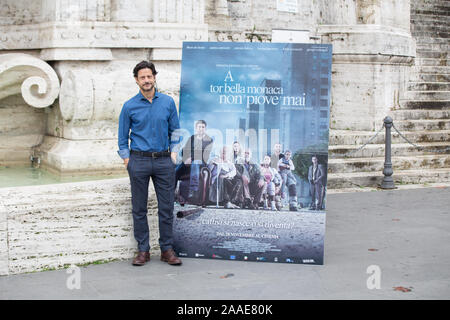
left=208, top=146, right=240, bottom=209
left=240, top=148, right=265, bottom=210
left=260, top=155, right=282, bottom=211
left=175, top=120, right=213, bottom=202
left=270, top=142, right=284, bottom=171
left=232, top=141, right=244, bottom=164
left=308, top=155, right=325, bottom=211
left=278, top=150, right=299, bottom=211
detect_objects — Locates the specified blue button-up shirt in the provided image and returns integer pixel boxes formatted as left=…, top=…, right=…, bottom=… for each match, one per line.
left=117, top=90, right=180, bottom=159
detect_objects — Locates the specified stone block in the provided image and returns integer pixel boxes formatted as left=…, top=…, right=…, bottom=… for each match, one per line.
left=150, top=48, right=182, bottom=61
left=37, top=136, right=125, bottom=174
left=40, top=48, right=113, bottom=61
left=0, top=21, right=208, bottom=50
left=0, top=178, right=159, bottom=274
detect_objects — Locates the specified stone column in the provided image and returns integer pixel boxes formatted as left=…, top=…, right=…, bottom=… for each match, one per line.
left=317, top=0, right=415, bottom=131
left=37, top=65, right=136, bottom=174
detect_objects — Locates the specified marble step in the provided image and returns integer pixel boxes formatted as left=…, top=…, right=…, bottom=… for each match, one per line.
left=327, top=168, right=450, bottom=189
left=414, top=36, right=450, bottom=44
left=329, top=142, right=450, bottom=158
left=329, top=130, right=450, bottom=146
left=411, top=73, right=450, bottom=82
left=408, top=82, right=450, bottom=91
left=393, top=119, right=450, bottom=131
left=401, top=100, right=450, bottom=109
left=411, top=2, right=450, bottom=10
left=415, top=58, right=450, bottom=67
left=416, top=51, right=448, bottom=59
left=412, top=22, right=450, bottom=30
left=391, top=109, right=450, bottom=120
left=412, top=25, right=450, bottom=35
left=412, top=4, right=450, bottom=12
left=405, top=90, right=450, bottom=101
left=416, top=43, right=450, bottom=52
left=411, top=19, right=450, bottom=28
left=413, top=31, right=450, bottom=38
left=327, top=154, right=450, bottom=174
left=413, top=65, right=450, bottom=74
left=411, top=13, right=450, bottom=22
left=412, top=19, right=450, bottom=27
left=413, top=9, right=450, bottom=16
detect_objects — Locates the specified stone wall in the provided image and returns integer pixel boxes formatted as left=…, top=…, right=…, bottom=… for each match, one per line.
left=205, top=0, right=319, bottom=42
left=206, top=0, right=415, bottom=131
left=0, top=0, right=415, bottom=171
left=0, top=95, right=46, bottom=166
left=0, top=178, right=158, bottom=275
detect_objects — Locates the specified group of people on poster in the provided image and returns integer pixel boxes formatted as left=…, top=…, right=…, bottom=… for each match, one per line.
left=175, top=120, right=326, bottom=212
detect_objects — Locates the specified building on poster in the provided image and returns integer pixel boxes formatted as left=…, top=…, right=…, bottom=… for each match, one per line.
left=173, top=42, right=332, bottom=265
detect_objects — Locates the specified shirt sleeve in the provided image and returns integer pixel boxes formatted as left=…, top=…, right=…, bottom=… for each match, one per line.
left=168, top=99, right=181, bottom=152
left=117, top=104, right=131, bottom=159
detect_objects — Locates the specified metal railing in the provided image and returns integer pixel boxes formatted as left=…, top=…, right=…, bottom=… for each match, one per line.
left=381, top=117, right=394, bottom=189
left=337, top=116, right=450, bottom=189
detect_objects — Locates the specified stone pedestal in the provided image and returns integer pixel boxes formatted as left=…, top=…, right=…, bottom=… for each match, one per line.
left=0, top=0, right=207, bottom=174
left=0, top=0, right=416, bottom=172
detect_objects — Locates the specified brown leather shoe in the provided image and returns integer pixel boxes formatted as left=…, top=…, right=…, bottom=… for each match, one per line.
left=132, top=251, right=150, bottom=266
left=160, top=249, right=182, bottom=265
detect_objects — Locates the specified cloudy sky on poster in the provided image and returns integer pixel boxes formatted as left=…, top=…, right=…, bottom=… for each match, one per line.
left=179, top=42, right=331, bottom=157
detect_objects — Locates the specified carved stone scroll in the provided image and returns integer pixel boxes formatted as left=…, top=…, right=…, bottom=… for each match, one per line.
left=0, top=53, right=60, bottom=108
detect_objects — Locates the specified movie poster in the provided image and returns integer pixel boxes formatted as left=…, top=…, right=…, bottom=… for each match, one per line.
left=172, top=42, right=332, bottom=265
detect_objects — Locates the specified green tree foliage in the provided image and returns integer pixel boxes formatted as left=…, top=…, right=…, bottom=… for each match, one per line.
left=292, top=144, right=328, bottom=181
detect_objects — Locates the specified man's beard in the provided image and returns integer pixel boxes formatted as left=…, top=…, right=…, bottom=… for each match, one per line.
left=140, top=82, right=154, bottom=92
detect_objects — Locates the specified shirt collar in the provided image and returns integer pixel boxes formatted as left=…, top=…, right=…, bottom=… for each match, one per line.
left=138, top=90, right=159, bottom=101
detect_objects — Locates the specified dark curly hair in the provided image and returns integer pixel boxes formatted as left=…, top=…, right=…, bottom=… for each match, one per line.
left=133, top=61, right=158, bottom=78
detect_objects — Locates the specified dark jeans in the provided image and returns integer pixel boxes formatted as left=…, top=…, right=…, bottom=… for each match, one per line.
left=127, top=153, right=175, bottom=252
left=222, top=178, right=235, bottom=203
left=309, top=182, right=323, bottom=209
left=248, top=181, right=264, bottom=205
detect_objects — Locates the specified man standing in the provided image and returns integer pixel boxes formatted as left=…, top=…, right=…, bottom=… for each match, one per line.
left=308, top=155, right=324, bottom=211
left=118, top=61, right=182, bottom=266
left=278, top=150, right=299, bottom=211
